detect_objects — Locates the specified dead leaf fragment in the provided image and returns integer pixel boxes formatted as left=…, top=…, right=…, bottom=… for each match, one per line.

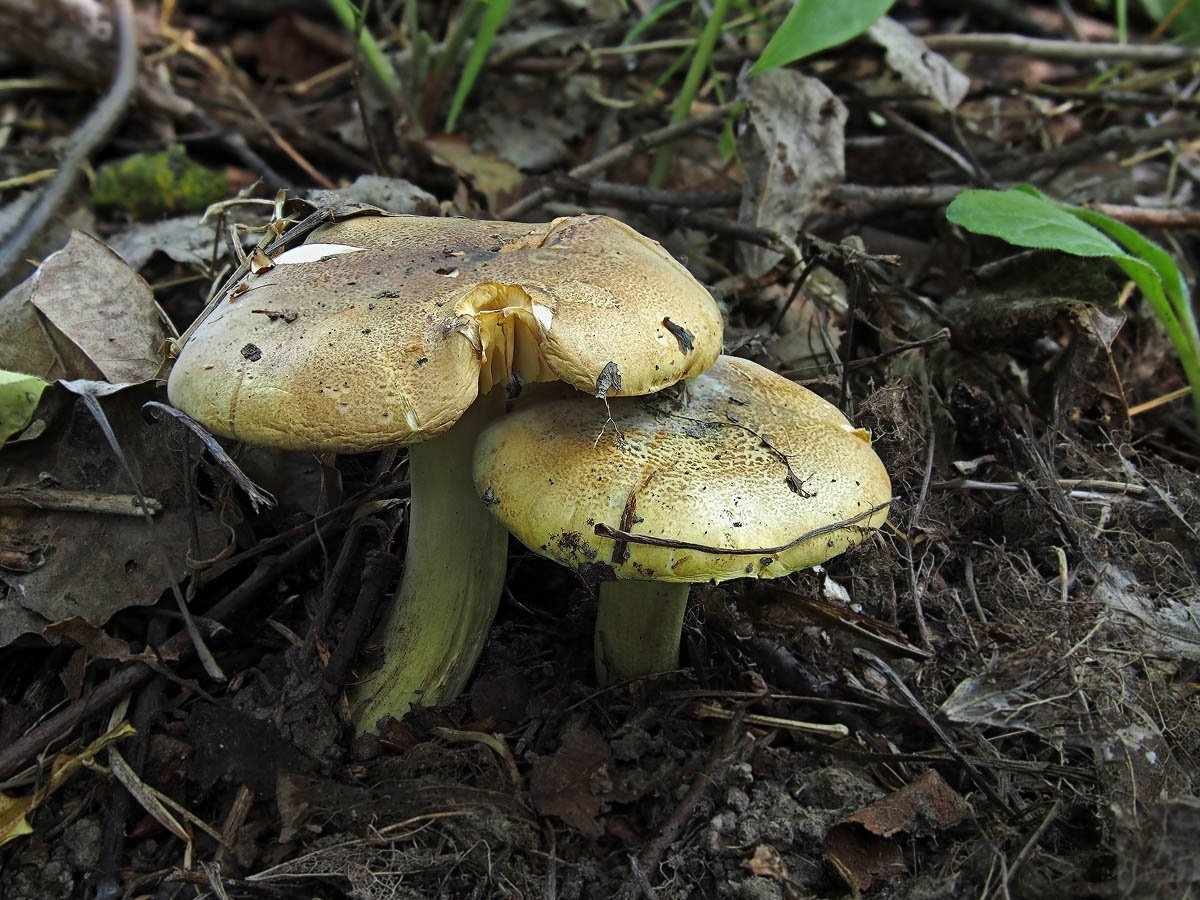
left=745, top=843, right=788, bottom=879
left=27, top=231, right=169, bottom=384
left=0, top=721, right=135, bottom=847
left=737, top=70, right=846, bottom=278
left=0, top=385, right=224, bottom=647
left=823, top=770, right=970, bottom=892
left=425, top=134, right=524, bottom=211
left=867, top=17, right=970, bottom=110
left=529, top=729, right=621, bottom=838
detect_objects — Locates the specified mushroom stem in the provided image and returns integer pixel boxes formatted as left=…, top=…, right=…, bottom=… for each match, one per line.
left=594, top=580, right=690, bottom=685
left=352, top=388, right=509, bottom=734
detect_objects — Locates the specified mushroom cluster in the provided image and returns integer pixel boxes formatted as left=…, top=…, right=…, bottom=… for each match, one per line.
left=167, top=212, right=723, bottom=732
left=473, top=355, right=892, bottom=684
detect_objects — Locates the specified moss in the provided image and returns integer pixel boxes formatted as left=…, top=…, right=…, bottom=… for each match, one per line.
left=90, top=145, right=228, bottom=219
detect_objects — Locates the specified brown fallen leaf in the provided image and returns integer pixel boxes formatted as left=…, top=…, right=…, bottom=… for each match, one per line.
left=529, top=729, right=638, bottom=839
left=25, top=230, right=169, bottom=384
left=823, top=769, right=971, bottom=892
left=0, top=384, right=225, bottom=647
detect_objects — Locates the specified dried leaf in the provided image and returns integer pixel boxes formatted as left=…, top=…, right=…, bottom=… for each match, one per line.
left=25, top=231, right=169, bottom=384
left=0, top=385, right=224, bottom=647
left=736, top=71, right=846, bottom=277
left=823, top=770, right=970, bottom=892
left=529, top=730, right=617, bottom=838
left=867, top=17, right=970, bottom=110
left=0, top=721, right=135, bottom=847
left=424, top=134, right=524, bottom=211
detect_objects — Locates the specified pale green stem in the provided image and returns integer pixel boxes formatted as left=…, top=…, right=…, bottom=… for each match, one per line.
left=352, top=388, right=508, bottom=733
left=594, top=580, right=690, bottom=686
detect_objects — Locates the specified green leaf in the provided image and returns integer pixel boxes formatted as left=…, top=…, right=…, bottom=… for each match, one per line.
left=0, top=370, right=48, bottom=446
left=947, top=185, right=1200, bottom=429
left=1067, top=207, right=1191, bottom=310
left=445, top=0, right=514, bottom=133
left=749, top=0, right=896, bottom=75
left=946, top=188, right=1124, bottom=258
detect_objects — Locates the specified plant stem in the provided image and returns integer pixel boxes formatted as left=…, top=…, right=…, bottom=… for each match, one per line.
left=648, top=0, right=733, bottom=188
left=594, top=580, right=690, bottom=685
left=351, top=388, right=509, bottom=734
left=326, top=0, right=404, bottom=100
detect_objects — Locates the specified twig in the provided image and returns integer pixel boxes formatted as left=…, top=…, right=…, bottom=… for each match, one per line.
left=0, top=526, right=338, bottom=780
left=0, top=486, right=161, bottom=516
left=854, top=649, right=1012, bottom=813
left=498, top=103, right=737, bottom=220
left=615, top=704, right=752, bottom=900
left=877, top=107, right=984, bottom=183
left=1090, top=203, right=1200, bottom=229
left=594, top=502, right=890, bottom=556
left=0, top=0, right=138, bottom=279
left=553, top=177, right=740, bottom=210
left=923, top=32, right=1200, bottom=63
left=991, top=120, right=1200, bottom=179
left=320, top=549, right=402, bottom=696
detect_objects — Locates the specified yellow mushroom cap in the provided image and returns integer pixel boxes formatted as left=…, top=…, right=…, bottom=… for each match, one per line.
left=166, top=214, right=722, bottom=452
left=472, top=355, right=892, bottom=583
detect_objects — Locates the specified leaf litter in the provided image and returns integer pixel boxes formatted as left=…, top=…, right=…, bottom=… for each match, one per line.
left=0, top=3, right=1198, bottom=899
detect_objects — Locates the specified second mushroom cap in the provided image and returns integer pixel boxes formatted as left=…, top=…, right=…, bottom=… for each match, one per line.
left=473, top=354, right=892, bottom=582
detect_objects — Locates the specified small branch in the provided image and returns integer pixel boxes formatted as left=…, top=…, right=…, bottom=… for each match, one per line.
left=923, top=32, right=1200, bottom=63
left=594, top=502, right=890, bottom=556
left=1090, top=203, right=1200, bottom=230
left=992, top=120, right=1200, bottom=179
left=0, top=486, right=161, bottom=516
left=498, top=103, right=737, bottom=220
left=0, top=526, right=338, bottom=780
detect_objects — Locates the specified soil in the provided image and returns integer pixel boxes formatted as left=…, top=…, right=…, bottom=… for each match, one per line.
left=1, top=3, right=1198, bottom=899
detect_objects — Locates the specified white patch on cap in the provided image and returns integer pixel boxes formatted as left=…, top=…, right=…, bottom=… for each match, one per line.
left=531, top=303, right=554, bottom=332
left=272, top=243, right=367, bottom=265
left=404, top=409, right=420, bottom=431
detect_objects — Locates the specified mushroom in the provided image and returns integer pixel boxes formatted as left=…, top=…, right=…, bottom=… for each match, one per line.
left=167, top=212, right=722, bottom=731
left=471, top=355, right=891, bottom=684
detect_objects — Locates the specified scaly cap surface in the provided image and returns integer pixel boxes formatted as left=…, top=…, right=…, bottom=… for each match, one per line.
left=167, top=214, right=722, bottom=451
left=473, top=355, right=891, bottom=582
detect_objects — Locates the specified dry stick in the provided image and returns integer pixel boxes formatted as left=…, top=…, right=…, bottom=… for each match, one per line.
left=0, top=0, right=137, bottom=279
left=992, top=120, right=1200, bottom=179
left=616, top=705, right=752, bottom=900
left=553, top=177, right=741, bottom=210
left=854, top=649, right=1012, bottom=813
left=923, top=32, right=1200, bottom=63
left=876, top=107, right=983, bottom=183
left=308, top=447, right=398, bottom=645
left=498, top=103, right=737, bottom=220
left=0, top=526, right=335, bottom=780
left=0, top=486, right=162, bottom=516
left=1091, top=203, right=1200, bottom=229
left=320, top=549, right=403, bottom=696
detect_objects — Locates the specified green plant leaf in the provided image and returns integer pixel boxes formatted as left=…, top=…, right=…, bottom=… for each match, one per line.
left=749, top=0, right=896, bottom=75
left=947, top=185, right=1200, bottom=427
left=445, top=0, right=514, bottom=133
left=946, top=188, right=1124, bottom=258
left=0, top=370, right=48, bottom=446
left=1068, top=207, right=1192, bottom=311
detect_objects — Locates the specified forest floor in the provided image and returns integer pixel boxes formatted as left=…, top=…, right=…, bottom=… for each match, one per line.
left=0, top=2, right=1198, bottom=898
